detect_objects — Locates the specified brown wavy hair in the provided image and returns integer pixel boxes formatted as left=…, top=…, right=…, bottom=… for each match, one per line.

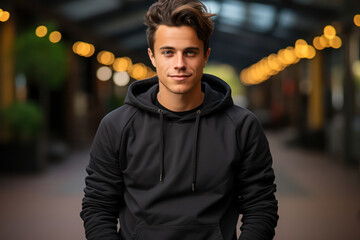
left=144, top=0, right=215, bottom=55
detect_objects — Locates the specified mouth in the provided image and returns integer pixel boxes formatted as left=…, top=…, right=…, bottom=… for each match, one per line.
left=169, top=74, right=192, bottom=81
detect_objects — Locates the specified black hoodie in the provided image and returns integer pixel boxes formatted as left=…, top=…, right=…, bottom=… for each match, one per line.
left=81, top=74, right=278, bottom=240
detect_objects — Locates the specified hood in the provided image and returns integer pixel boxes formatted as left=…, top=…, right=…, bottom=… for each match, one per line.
left=124, top=73, right=233, bottom=119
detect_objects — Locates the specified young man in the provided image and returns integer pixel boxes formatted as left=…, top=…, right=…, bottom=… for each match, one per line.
left=81, top=0, right=278, bottom=239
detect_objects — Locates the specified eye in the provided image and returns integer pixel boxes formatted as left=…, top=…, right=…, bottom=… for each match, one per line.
left=185, top=50, right=197, bottom=57
left=162, top=50, right=174, bottom=57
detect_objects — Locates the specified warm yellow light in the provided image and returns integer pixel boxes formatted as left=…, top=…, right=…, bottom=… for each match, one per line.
left=240, top=69, right=248, bottom=85
left=305, top=45, right=316, bottom=59
left=253, top=63, right=266, bottom=83
left=295, top=39, right=307, bottom=47
left=295, top=46, right=305, bottom=58
left=313, top=36, right=324, bottom=50
left=113, top=57, right=133, bottom=72
left=354, top=14, right=360, bottom=27
left=78, top=42, right=88, bottom=55
left=252, top=62, right=271, bottom=85
left=248, top=66, right=259, bottom=84
left=330, top=36, right=342, bottom=49
left=79, top=42, right=90, bottom=56
left=49, top=31, right=61, bottom=43
left=84, top=44, right=95, bottom=57
left=240, top=68, right=255, bottom=86
left=129, top=63, right=148, bottom=80
left=277, top=49, right=288, bottom=66
left=0, top=10, right=10, bottom=22
left=295, top=39, right=310, bottom=59
left=319, top=35, right=330, bottom=48
left=284, top=46, right=299, bottom=64
left=324, top=25, right=336, bottom=40
left=80, top=43, right=94, bottom=57
left=35, top=26, right=48, bottom=37
left=258, top=58, right=271, bottom=77
left=0, top=9, right=3, bottom=18
left=267, top=54, right=284, bottom=71
left=97, top=51, right=115, bottom=65
left=72, top=41, right=81, bottom=54
left=72, top=41, right=95, bottom=57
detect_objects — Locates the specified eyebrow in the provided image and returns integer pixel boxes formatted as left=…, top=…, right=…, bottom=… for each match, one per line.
left=159, top=46, right=200, bottom=51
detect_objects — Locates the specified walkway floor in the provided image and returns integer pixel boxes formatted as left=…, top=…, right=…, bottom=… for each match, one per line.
left=0, top=130, right=359, bottom=240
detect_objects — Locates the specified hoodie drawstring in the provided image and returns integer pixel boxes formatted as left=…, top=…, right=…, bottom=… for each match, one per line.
left=158, top=109, right=164, bottom=182
left=158, top=109, right=202, bottom=192
left=192, top=110, right=201, bottom=192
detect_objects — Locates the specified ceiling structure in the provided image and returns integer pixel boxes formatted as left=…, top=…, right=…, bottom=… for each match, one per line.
left=7, top=0, right=360, bottom=71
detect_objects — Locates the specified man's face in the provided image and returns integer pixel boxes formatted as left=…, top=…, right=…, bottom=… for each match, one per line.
left=148, top=25, right=210, bottom=97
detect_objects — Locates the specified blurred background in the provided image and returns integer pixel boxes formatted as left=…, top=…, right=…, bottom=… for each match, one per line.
left=0, top=0, right=360, bottom=239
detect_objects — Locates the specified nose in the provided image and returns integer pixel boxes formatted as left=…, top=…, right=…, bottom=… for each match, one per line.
left=174, top=53, right=186, bottom=70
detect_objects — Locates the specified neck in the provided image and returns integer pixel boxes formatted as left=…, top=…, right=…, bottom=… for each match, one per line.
left=157, top=87, right=204, bottom=112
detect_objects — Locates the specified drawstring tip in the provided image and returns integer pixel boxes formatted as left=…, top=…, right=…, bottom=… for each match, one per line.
left=192, top=183, right=195, bottom=192
left=160, top=174, right=163, bottom=182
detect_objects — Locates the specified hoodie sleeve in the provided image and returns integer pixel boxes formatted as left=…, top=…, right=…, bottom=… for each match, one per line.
left=235, top=113, right=278, bottom=240
left=80, top=115, right=124, bottom=240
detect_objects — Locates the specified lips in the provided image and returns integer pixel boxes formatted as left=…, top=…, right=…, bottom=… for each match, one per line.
left=169, top=74, right=192, bottom=81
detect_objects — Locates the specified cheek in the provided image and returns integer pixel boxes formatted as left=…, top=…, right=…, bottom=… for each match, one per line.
left=156, top=60, right=171, bottom=72
left=193, top=60, right=206, bottom=72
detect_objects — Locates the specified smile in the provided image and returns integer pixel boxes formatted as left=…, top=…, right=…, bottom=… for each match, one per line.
left=170, top=74, right=191, bottom=80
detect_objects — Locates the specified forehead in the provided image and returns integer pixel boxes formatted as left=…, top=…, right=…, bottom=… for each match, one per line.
left=154, top=25, right=203, bottom=50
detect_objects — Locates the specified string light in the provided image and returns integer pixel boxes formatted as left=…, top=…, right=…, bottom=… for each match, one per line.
left=97, top=51, right=115, bottom=65
left=129, top=63, right=148, bottom=80
left=73, top=41, right=95, bottom=57
left=35, top=25, right=48, bottom=37
left=0, top=10, right=10, bottom=22
left=113, top=57, right=132, bottom=72
left=329, top=36, right=342, bottom=49
left=113, top=71, right=130, bottom=87
left=96, top=66, right=112, bottom=81
left=323, top=25, right=336, bottom=40
left=49, top=31, right=62, bottom=43
left=354, top=14, right=360, bottom=27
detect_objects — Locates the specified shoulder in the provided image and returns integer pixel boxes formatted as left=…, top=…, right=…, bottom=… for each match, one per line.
left=92, top=105, right=138, bottom=152
left=98, top=104, right=138, bottom=135
left=224, top=105, right=269, bottom=153
left=224, top=105, right=261, bottom=127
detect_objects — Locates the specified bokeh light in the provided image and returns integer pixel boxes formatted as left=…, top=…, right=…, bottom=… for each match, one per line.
left=323, top=25, right=336, bottom=40
left=319, top=35, right=330, bottom=48
left=96, top=66, right=112, bottom=81
left=113, top=57, right=133, bottom=72
left=49, top=31, right=61, bottom=43
left=72, top=41, right=95, bottom=57
left=113, top=71, right=130, bottom=87
left=35, top=25, right=47, bottom=37
left=129, top=63, right=148, bottom=80
left=97, top=51, right=115, bottom=65
left=313, top=36, right=324, bottom=50
left=354, top=14, right=360, bottom=27
left=305, top=45, right=316, bottom=59
left=330, top=36, right=342, bottom=49
left=0, top=10, right=10, bottom=22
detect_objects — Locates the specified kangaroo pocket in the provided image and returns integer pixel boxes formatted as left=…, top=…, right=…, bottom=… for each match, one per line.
left=135, top=224, right=224, bottom=240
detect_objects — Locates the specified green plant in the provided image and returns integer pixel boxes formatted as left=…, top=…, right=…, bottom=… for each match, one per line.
left=0, top=101, right=44, bottom=141
left=15, top=23, right=67, bottom=89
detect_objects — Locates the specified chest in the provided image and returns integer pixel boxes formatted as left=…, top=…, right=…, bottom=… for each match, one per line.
left=121, top=114, right=239, bottom=192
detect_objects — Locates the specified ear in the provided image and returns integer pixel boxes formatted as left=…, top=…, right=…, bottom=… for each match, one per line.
left=148, top=48, right=156, bottom=68
left=203, top=48, right=211, bottom=68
